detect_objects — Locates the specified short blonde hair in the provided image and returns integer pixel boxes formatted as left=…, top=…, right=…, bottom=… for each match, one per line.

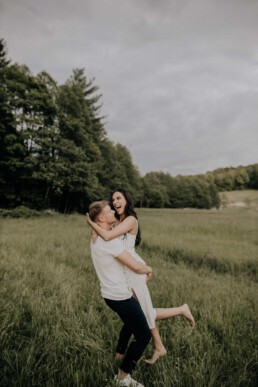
left=89, top=200, right=108, bottom=222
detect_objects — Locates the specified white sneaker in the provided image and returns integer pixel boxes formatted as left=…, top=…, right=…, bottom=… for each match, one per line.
left=114, top=374, right=144, bottom=387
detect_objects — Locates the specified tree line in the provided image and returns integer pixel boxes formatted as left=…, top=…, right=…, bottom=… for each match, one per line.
left=0, top=38, right=257, bottom=212
left=141, top=163, right=258, bottom=208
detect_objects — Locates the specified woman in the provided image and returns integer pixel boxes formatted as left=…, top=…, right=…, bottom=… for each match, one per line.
left=86, top=188, right=195, bottom=364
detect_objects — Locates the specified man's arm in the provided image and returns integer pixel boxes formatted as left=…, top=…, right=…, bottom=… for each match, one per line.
left=116, top=250, right=152, bottom=275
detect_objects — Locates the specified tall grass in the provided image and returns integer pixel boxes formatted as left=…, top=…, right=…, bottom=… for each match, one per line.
left=138, top=208, right=258, bottom=280
left=0, top=209, right=258, bottom=386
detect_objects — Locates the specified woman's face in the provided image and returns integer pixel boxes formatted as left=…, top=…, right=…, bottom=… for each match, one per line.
left=112, top=191, right=127, bottom=218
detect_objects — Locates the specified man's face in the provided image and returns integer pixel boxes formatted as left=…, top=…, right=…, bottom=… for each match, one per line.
left=101, top=205, right=116, bottom=224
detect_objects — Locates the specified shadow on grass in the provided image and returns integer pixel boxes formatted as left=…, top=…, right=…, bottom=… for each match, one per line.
left=140, top=242, right=258, bottom=282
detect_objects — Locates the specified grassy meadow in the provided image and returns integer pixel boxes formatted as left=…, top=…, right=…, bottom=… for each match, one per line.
left=0, top=206, right=258, bottom=386
left=219, top=190, right=258, bottom=209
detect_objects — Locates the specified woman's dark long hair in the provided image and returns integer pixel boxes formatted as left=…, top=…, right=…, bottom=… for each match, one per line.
left=110, top=188, right=141, bottom=246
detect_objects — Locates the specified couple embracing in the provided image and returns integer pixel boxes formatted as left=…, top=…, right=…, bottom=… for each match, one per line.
left=87, top=189, right=195, bottom=387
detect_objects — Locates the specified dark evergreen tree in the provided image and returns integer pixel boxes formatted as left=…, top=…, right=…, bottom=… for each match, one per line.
left=53, top=69, right=105, bottom=212
left=0, top=40, right=26, bottom=208
left=3, top=64, right=59, bottom=208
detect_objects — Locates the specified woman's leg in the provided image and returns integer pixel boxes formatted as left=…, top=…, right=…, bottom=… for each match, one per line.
left=130, top=286, right=167, bottom=364
left=145, top=326, right=167, bottom=364
left=155, top=303, right=195, bottom=325
left=145, top=304, right=195, bottom=364
left=150, top=326, right=166, bottom=352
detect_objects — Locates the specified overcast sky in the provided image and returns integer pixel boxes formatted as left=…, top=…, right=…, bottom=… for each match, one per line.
left=1, top=0, right=258, bottom=176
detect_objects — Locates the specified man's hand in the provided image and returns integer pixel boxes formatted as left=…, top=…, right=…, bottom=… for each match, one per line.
left=146, top=271, right=152, bottom=282
left=116, top=250, right=153, bottom=275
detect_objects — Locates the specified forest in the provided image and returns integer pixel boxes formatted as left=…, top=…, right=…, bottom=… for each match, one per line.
left=1, top=38, right=257, bottom=213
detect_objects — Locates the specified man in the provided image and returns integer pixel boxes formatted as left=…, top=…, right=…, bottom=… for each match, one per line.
left=88, top=200, right=152, bottom=387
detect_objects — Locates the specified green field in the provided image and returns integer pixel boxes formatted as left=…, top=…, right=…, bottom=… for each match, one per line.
left=1, top=208, right=258, bottom=386
left=219, top=189, right=258, bottom=209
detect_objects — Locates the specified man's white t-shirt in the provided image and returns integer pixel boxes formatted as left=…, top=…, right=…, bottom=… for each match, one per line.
left=90, top=236, right=133, bottom=301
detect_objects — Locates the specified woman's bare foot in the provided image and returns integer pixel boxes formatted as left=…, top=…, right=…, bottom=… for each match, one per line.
left=145, top=348, right=167, bottom=365
left=182, top=304, right=195, bottom=326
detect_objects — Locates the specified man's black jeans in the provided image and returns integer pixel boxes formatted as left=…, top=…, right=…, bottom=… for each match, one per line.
left=105, top=296, right=151, bottom=374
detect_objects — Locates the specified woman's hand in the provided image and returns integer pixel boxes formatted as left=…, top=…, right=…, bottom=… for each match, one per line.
left=86, top=213, right=94, bottom=226
left=91, top=229, right=98, bottom=243
left=86, top=212, right=97, bottom=241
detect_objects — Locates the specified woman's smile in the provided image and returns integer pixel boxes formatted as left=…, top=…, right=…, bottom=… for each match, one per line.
left=112, top=191, right=126, bottom=215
